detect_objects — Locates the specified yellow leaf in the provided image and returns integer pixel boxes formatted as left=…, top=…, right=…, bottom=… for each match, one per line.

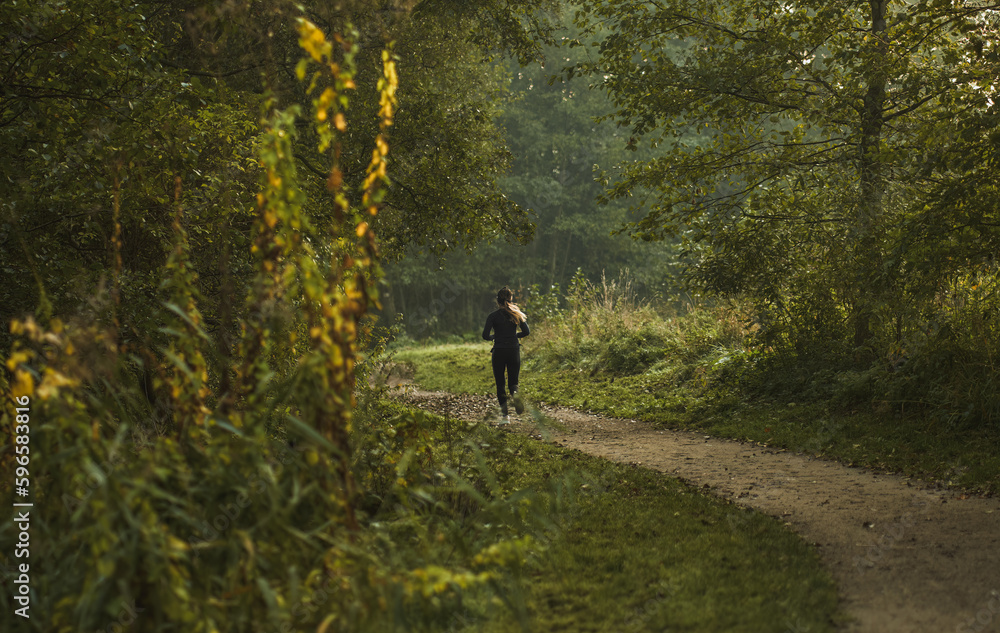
left=168, top=536, right=190, bottom=552
left=334, top=112, right=346, bottom=132
left=298, top=20, right=327, bottom=63
left=37, top=368, right=78, bottom=399
left=319, top=87, right=335, bottom=106
left=11, top=370, right=34, bottom=400
left=43, top=367, right=76, bottom=387
left=6, top=351, right=32, bottom=371
left=356, top=222, right=368, bottom=237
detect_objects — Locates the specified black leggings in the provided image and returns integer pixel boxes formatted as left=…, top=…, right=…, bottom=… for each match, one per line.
left=491, top=347, right=520, bottom=414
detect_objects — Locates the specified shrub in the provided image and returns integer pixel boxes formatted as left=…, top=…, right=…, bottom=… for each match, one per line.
left=0, top=22, right=536, bottom=633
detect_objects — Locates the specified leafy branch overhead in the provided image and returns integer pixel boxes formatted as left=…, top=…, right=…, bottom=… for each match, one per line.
left=571, top=0, right=1000, bottom=354
left=0, top=0, right=547, bottom=346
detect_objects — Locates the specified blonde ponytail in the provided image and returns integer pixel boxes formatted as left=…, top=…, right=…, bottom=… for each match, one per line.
left=496, top=286, right=527, bottom=324
left=503, top=302, right=527, bottom=324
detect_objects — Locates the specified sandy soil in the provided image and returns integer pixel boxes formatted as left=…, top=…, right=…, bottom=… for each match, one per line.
left=391, top=385, right=1000, bottom=633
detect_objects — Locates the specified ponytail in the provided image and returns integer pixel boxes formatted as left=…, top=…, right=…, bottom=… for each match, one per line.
left=496, top=286, right=527, bottom=324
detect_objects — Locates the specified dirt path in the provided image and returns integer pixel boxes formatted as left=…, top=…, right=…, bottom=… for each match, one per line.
left=392, top=386, right=1000, bottom=633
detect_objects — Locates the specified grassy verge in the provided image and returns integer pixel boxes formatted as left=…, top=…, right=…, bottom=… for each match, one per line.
left=395, top=342, right=1000, bottom=494
left=395, top=402, right=841, bottom=632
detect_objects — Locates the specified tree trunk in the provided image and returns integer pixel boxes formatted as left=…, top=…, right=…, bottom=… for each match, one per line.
left=854, top=0, right=889, bottom=352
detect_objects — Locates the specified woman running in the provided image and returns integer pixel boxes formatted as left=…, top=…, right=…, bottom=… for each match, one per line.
left=482, top=286, right=529, bottom=424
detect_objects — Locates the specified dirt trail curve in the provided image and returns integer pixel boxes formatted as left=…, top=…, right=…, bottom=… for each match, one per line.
left=393, top=386, right=1000, bottom=633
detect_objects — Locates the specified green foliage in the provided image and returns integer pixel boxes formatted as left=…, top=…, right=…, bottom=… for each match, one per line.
left=380, top=11, right=682, bottom=339
left=497, top=19, right=676, bottom=292
left=520, top=281, right=562, bottom=324
left=514, top=281, right=1000, bottom=493
left=0, top=14, right=551, bottom=632
left=869, top=272, right=1000, bottom=426
left=0, top=0, right=262, bottom=355
left=368, top=9, right=534, bottom=257
left=526, top=271, right=745, bottom=378
left=0, top=0, right=543, bottom=357
left=0, top=324, right=553, bottom=633
left=414, top=0, right=561, bottom=66
left=570, top=0, right=1000, bottom=368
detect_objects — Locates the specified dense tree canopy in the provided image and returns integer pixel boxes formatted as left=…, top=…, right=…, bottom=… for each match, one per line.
left=571, top=0, right=1000, bottom=358
left=0, top=0, right=557, bottom=351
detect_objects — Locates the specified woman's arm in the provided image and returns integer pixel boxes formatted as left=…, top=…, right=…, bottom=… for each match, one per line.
left=482, top=313, right=495, bottom=341
left=517, top=319, right=529, bottom=338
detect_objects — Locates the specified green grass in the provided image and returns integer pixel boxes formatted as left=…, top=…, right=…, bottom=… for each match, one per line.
left=395, top=343, right=1000, bottom=494
left=412, top=408, right=841, bottom=633
left=390, top=347, right=842, bottom=631
left=395, top=343, right=497, bottom=394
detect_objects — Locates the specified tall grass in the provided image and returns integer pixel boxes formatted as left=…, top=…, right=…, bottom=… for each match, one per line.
left=524, top=270, right=748, bottom=378
left=525, top=268, right=1000, bottom=428
left=508, top=269, right=1000, bottom=492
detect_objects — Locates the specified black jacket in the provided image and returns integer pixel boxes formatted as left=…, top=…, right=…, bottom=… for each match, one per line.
left=482, top=309, right=529, bottom=349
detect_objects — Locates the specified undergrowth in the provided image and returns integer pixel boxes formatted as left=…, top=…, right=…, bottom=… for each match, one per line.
left=0, top=24, right=543, bottom=633
left=396, top=272, right=1000, bottom=494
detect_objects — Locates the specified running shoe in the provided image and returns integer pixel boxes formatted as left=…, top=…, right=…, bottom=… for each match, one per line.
left=511, top=392, right=525, bottom=415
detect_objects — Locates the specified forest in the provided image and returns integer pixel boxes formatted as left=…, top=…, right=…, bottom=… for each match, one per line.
left=1, top=0, right=998, bottom=631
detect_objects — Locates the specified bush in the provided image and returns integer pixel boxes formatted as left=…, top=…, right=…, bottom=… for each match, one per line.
left=871, top=318, right=1000, bottom=425
left=523, top=270, right=751, bottom=384
left=0, top=24, right=538, bottom=633
left=603, top=326, right=671, bottom=374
